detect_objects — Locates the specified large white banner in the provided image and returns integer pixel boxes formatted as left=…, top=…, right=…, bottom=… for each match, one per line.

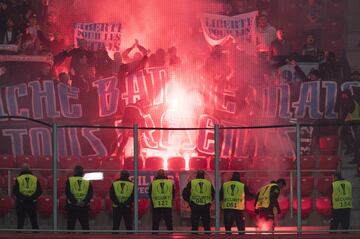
left=74, top=23, right=121, bottom=59
left=200, top=11, right=258, bottom=54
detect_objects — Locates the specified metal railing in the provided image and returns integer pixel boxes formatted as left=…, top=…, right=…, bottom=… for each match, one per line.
left=0, top=115, right=359, bottom=234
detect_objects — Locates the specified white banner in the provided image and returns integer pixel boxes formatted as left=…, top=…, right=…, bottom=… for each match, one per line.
left=0, top=44, right=18, bottom=52
left=74, top=23, right=121, bottom=59
left=200, top=11, right=258, bottom=54
left=278, top=62, right=319, bottom=83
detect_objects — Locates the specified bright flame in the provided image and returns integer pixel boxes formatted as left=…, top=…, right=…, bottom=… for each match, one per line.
left=256, top=218, right=274, bottom=234
left=83, top=172, right=104, bottom=181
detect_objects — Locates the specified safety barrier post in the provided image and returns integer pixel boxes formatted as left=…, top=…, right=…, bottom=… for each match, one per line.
left=52, top=123, right=58, bottom=231
left=133, top=124, right=139, bottom=232
left=214, top=124, right=220, bottom=232
left=295, top=123, right=302, bottom=234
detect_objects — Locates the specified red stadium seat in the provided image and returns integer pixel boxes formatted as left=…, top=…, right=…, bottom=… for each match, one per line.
left=0, top=155, right=15, bottom=169
left=0, top=196, right=14, bottom=217
left=249, top=177, right=268, bottom=194
left=278, top=196, right=290, bottom=219
left=37, top=156, right=52, bottom=176
left=80, top=156, right=101, bottom=170
left=3, top=175, right=17, bottom=192
left=189, top=157, right=208, bottom=170
left=277, top=156, right=294, bottom=170
left=35, top=175, right=47, bottom=191
left=105, top=196, right=113, bottom=215
left=145, top=156, right=164, bottom=170
left=317, top=176, right=332, bottom=195
left=89, top=197, right=102, bottom=219
left=293, top=197, right=313, bottom=219
left=327, top=0, right=347, bottom=19
left=316, top=196, right=332, bottom=219
left=38, top=195, right=53, bottom=218
left=229, top=157, right=250, bottom=170
left=16, top=155, right=37, bottom=168
left=300, top=155, right=316, bottom=175
left=324, top=20, right=344, bottom=37
left=100, top=156, right=122, bottom=172
left=59, top=156, right=78, bottom=170
left=123, top=156, right=144, bottom=170
left=139, top=199, right=149, bottom=218
left=319, top=136, right=339, bottom=155
left=47, top=176, right=67, bottom=196
left=92, top=177, right=112, bottom=197
left=319, top=155, right=340, bottom=172
left=58, top=195, right=67, bottom=214
left=245, top=199, right=256, bottom=216
left=209, top=157, right=230, bottom=171
left=253, top=156, right=273, bottom=169
left=294, top=176, right=314, bottom=196
left=167, top=157, right=185, bottom=171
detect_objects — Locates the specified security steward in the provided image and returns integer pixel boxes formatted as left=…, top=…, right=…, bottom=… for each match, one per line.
left=149, top=169, right=175, bottom=231
left=254, top=178, right=286, bottom=230
left=13, top=164, right=43, bottom=230
left=330, top=173, right=352, bottom=231
left=109, top=170, right=134, bottom=231
left=220, top=172, right=252, bottom=234
left=65, top=165, right=93, bottom=230
left=182, top=170, right=215, bottom=232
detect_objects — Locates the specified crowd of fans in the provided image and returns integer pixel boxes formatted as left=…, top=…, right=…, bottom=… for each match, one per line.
left=0, top=0, right=359, bottom=169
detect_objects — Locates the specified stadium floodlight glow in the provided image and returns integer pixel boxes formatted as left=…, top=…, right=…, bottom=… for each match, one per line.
left=83, top=172, right=104, bottom=181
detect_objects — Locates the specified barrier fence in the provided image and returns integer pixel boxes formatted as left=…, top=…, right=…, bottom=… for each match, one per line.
left=0, top=116, right=359, bottom=234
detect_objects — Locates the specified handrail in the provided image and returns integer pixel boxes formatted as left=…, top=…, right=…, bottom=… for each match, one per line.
left=0, top=115, right=52, bottom=127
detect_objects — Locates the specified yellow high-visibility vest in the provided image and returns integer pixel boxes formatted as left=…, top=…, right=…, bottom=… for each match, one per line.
left=222, top=181, right=245, bottom=210
left=346, top=101, right=360, bottom=121
left=69, top=176, right=90, bottom=202
left=255, top=183, right=278, bottom=209
left=332, top=180, right=352, bottom=209
left=113, top=180, right=134, bottom=207
left=17, top=174, right=37, bottom=197
left=151, top=179, right=173, bottom=208
left=190, top=179, right=212, bottom=205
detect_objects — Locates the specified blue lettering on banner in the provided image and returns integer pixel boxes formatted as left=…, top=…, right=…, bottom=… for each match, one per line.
left=92, top=76, right=119, bottom=117
left=292, top=81, right=323, bottom=119
left=58, top=83, right=82, bottom=118
left=28, top=81, right=60, bottom=119
left=68, top=128, right=82, bottom=157
left=278, top=84, right=292, bottom=118
left=5, top=83, right=29, bottom=118
left=197, top=115, right=217, bottom=155
left=29, top=127, right=52, bottom=157
left=2, top=129, right=27, bottom=156
left=233, top=129, right=250, bottom=158
left=322, top=81, right=338, bottom=119
left=81, top=128, right=107, bottom=156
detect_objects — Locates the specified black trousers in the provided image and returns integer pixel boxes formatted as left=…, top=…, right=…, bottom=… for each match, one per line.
left=66, top=206, right=90, bottom=230
left=190, top=205, right=211, bottom=232
left=152, top=208, right=173, bottom=231
left=224, top=209, right=245, bottom=234
left=113, top=206, right=132, bottom=230
left=16, top=203, right=39, bottom=230
left=330, top=208, right=351, bottom=232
